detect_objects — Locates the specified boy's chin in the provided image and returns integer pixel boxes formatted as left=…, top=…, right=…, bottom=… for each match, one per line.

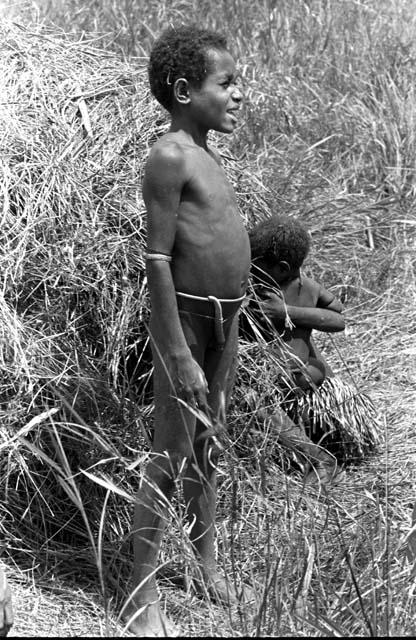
left=216, top=123, right=236, bottom=134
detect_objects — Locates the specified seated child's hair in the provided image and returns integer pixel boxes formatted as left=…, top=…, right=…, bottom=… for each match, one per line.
left=148, top=25, right=227, bottom=112
left=249, top=214, right=310, bottom=269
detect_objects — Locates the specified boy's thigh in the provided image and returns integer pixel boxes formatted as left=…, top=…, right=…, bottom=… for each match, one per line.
left=149, top=311, right=239, bottom=449
left=149, top=312, right=208, bottom=454
left=306, top=357, right=325, bottom=386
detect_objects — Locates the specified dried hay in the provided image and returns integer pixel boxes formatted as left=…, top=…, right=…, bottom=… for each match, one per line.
left=0, top=19, right=161, bottom=557
left=281, top=375, right=382, bottom=464
left=0, top=19, right=269, bottom=574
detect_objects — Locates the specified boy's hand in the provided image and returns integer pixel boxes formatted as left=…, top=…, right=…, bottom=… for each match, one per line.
left=0, top=568, right=13, bottom=637
left=257, top=290, right=286, bottom=320
left=167, top=351, right=209, bottom=409
left=325, top=298, right=344, bottom=313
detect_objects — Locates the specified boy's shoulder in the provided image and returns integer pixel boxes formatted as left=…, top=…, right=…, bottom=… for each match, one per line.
left=148, top=132, right=187, bottom=162
left=298, top=275, right=321, bottom=292
left=145, top=133, right=193, bottom=182
left=147, top=131, right=213, bottom=170
left=283, top=275, right=321, bottom=306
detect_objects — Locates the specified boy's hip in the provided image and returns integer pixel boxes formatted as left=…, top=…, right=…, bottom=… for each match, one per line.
left=176, top=291, right=245, bottom=351
left=176, top=291, right=245, bottom=319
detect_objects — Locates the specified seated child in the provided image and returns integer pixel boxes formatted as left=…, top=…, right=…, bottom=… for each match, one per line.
left=248, top=214, right=345, bottom=394
left=245, top=214, right=379, bottom=484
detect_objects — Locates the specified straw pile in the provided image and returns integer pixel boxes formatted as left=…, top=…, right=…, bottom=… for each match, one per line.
left=0, top=19, right=268, bottom=565
left=0, top=19, right=157, bottom=559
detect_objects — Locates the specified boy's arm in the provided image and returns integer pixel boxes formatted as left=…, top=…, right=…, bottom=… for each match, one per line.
left=316, top=286, right=344, bottom=314
left=143, top=144, right=208, bottom=406
left=0, top=565, right=13, bottom=636
left=258, top=290, right=345, bottom=332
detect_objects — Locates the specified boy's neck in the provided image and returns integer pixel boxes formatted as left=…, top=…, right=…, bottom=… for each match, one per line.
left=169, top=115, right=209, bottom=150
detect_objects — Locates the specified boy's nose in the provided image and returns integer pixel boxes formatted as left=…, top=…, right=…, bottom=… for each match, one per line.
left=231, top=86, right=243, bottom=103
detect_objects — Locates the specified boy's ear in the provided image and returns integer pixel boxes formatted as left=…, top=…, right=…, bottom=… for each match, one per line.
left=173, top=78, right=191, bottom=104
left=278, top=260, right=291, bottom=272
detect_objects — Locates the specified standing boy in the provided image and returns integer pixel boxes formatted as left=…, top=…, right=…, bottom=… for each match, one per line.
left=124, top=26, right=250, bottom=636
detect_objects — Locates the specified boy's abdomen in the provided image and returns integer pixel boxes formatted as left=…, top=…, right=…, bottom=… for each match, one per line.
left=173, top=212, right=250, bottom=298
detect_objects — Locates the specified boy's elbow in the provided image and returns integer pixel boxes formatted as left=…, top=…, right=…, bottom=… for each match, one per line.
left=334, top=318, right=345, bottom=332
left=319, top=310, right=345, bottom=332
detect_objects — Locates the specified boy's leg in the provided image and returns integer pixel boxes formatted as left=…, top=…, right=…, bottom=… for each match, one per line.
left=182, top=316, right=239, bottom=603
left=273, top=410, right=333, bottom=466
left=293, top=357, right=326, bottom=391
left=125, top=317, right=203, bottom=635
left=276, top=393, right=341, bottom=486
left=309, top=338, right=335, bottom=377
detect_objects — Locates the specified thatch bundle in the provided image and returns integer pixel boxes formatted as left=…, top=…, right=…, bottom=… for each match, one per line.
left=0, top=19, right=163, bottom=561
left=0, top=20, right=157, bottom=389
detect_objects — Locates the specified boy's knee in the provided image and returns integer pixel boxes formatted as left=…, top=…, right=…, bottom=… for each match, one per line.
left=146, top=450, right=189, bottom=489
left=308, top=358, right=326, bottom=385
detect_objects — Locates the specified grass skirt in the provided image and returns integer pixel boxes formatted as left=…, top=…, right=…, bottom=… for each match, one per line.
left=281, top=376, right=382, bottom=464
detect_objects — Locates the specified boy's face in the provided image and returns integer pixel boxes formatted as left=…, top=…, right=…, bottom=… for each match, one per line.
left=188, top=48, right=243, bottom=133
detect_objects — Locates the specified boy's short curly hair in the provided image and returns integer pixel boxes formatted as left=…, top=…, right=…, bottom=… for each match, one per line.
left=148, top=25, right=228, bottom=112
left=249, top=214, right=311, bottom=269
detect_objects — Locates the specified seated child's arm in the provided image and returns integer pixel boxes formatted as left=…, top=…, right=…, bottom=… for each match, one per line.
left=143, top=143, right=208, bottom=406
left=316, top=286, right=344, bottom=314
left=258, top=289, right=345, bottom=333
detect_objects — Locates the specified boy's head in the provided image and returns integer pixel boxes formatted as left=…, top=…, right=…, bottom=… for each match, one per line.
left=249, top=214, right=310, bottom=281
left=149, top=25, right=228, bottom=113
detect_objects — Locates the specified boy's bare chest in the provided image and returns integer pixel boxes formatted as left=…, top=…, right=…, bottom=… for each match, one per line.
left=183, top=154, right=236, bottom=209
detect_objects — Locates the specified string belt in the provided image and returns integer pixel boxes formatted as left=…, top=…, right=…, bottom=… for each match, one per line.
left=176, top=291, right=246, bottom=349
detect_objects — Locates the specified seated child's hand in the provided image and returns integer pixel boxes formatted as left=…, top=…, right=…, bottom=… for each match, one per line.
left=326, top=298, right=344, bottom=313
left=257, top=289, right=286, bottom=320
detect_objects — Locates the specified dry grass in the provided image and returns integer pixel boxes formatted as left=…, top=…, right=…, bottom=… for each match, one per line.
left=1, top=1, right=416, bottom=637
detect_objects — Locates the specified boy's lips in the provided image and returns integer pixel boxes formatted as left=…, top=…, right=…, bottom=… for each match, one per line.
left=227, top=108, right=239, bottom=123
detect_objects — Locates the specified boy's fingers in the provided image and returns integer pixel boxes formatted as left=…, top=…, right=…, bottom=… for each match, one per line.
left=5, top=599, right=13, bottom=628
left=195, top=389, right=209, bottom=411
left=0, top=602, right=11, bottom=637
left=0, top=570, right=11, bottom=634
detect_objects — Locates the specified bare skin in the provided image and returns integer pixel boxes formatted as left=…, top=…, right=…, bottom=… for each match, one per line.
left=123, top=47, right=250, bottom=636
left=252, top=260, right=345, bottom=389
left=0, top=566, right=13, bottom=637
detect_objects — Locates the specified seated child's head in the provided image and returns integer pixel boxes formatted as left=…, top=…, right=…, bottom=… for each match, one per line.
left=148, top=25, right=228, bottom=113
left=249, top=214, right=310, bottom=283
